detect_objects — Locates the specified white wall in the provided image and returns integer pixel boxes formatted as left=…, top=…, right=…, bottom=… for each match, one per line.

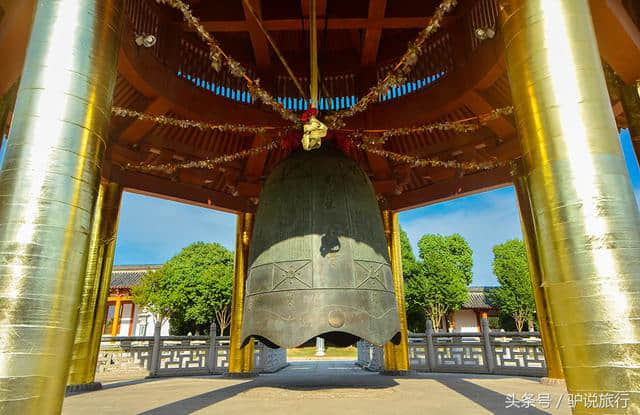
left=453, top=309, right=479, bottom=333
left=131, top=306, right=170, bottom=336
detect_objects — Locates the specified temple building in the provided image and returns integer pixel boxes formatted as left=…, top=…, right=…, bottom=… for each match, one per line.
left=446, top=287, right=498, bottom=333
left=103, top=265, right=169, bottom=337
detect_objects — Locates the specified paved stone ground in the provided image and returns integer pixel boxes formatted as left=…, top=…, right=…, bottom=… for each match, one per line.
left=64, top=361, right=571, bottom=415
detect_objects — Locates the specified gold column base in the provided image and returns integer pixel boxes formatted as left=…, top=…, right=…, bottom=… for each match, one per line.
left=65, top=382, right=102, bottom=395
left=228, top=213, right=256, bottom=374
left=382, top=211, right=410, bottom=373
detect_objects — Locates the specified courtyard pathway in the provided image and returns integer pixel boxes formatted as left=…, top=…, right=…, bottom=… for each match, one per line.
left=63, top=360, right=571, bottom=414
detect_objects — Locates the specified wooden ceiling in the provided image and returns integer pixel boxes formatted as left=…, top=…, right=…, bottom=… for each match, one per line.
left=1, top=0, right=639, bottom=214
left=179, top=0, right=452, bottom=72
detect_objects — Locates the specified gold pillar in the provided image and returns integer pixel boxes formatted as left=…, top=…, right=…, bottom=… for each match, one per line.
left=512, top=167, right=564, bottom=380
left=68, top=181, right=123, bottom=386
left=382, top=210, right=410, bottom=373
left=501, top=0, right=640, bottom=411
left=111, top=298, right=123, bottom=337
left=228, top=213, right=255, bottom=374
left=85, top=182, right=122, bottom=377
left=0, top=0, right=123, bottom=413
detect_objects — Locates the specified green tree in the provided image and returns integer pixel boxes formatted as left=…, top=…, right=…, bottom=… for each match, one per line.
left=132, top=267, right=174, bottom=324
left=488, top=239, right=535, bottom=332
left=399, top=227, right=419, bottom=279
left=405, top=234, right=472, bottom=330
left=132, top=242, right=235, bottom=335
left=183, top=264, right=234, bottom=335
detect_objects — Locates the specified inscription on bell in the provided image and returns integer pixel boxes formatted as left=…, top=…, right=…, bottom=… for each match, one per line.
left=241, top=147, right=401, bottom=348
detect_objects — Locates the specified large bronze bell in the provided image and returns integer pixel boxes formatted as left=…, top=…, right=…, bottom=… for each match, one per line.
left=241, top=147, right=401, bottom=348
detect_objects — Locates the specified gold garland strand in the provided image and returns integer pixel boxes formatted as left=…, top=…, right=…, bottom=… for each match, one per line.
left=155, top=0, right=300, bottom=125
left=127, top=138, right=501, bottom=174
left=351, top=106, right=514, bottom=144
left=112, top=103, right=513, bottom=139
left=324, top=0, right=458, bottom=129
left=126, top=137, right=283, bottom=174
left=112, top=106, right=279, bottom=134
left=115, top=104, right=512, bottom=173
left=352, top=141, right=505, bottom=171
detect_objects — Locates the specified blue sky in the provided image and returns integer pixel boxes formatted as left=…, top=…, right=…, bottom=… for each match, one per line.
left=0, top=130, right=638, bottom=285
left=399, top=129, right=640, bottom=285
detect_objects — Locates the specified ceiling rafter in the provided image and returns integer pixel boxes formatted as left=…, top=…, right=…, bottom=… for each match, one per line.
left=243, top=133, right=272, bottom=182
left=361, top=0, right=387, bottom=65
left=461, top=90, right=515, bottom=139
left=191, top=16, right=451, bottom=33
left=242, top=0, right=271, bottom=68
left=118, top=97, right=172, bottom=145
left=389, top=166, right=512, bottom=211
left=103, top=161, right=253, bottom=213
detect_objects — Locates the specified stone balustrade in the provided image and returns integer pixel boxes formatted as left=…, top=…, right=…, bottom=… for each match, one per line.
left=357, top=320, right=546, bottom=377
left=97, top=323, right=287, bottom=377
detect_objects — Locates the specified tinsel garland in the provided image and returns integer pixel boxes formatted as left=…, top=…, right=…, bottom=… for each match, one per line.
left=116, top=104, right=511, bottom=174
left=126, top=136, right=501, bottom=174
left=351, top=106, right=514, bottom=144
left=112, top=106, right=278, bottom=134
left=155, top=0, right=299, bottom=125
left=111, top=105, right=513, bottom=139
left=352, top=141, right=505, bottom=171
left=126, top=137, right=282, bottom=174
left=324, top=0, right=458, bottom=129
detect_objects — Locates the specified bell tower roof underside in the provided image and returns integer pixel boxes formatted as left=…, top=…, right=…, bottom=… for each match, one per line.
left=1, top=0, right=638, bottom=213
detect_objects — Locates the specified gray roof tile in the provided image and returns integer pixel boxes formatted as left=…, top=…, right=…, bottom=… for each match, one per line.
left=110, top=265, right=161, bottom=288
left=461, top=287, right=496, bottom=309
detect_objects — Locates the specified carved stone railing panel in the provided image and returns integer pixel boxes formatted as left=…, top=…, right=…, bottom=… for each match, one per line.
left=408, top=340, right=429, bottom=371
left=491, top=333, right=546, bottom=376
left=432, top=335, right=486, bottom=372
left=97, top=337, right=154, bottom=375
left=97, top=331, right=286, bottom=377
left=212, top=337, right=230, bottom=373
left=156, top=336, right=210, bottom=375
left=356, top=328, right=548, bottom=377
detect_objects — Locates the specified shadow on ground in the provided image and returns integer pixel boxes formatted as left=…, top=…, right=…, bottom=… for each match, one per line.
left=112, top=362, right=554, bottom=415
left=433, top=375, right=550, bottom=415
